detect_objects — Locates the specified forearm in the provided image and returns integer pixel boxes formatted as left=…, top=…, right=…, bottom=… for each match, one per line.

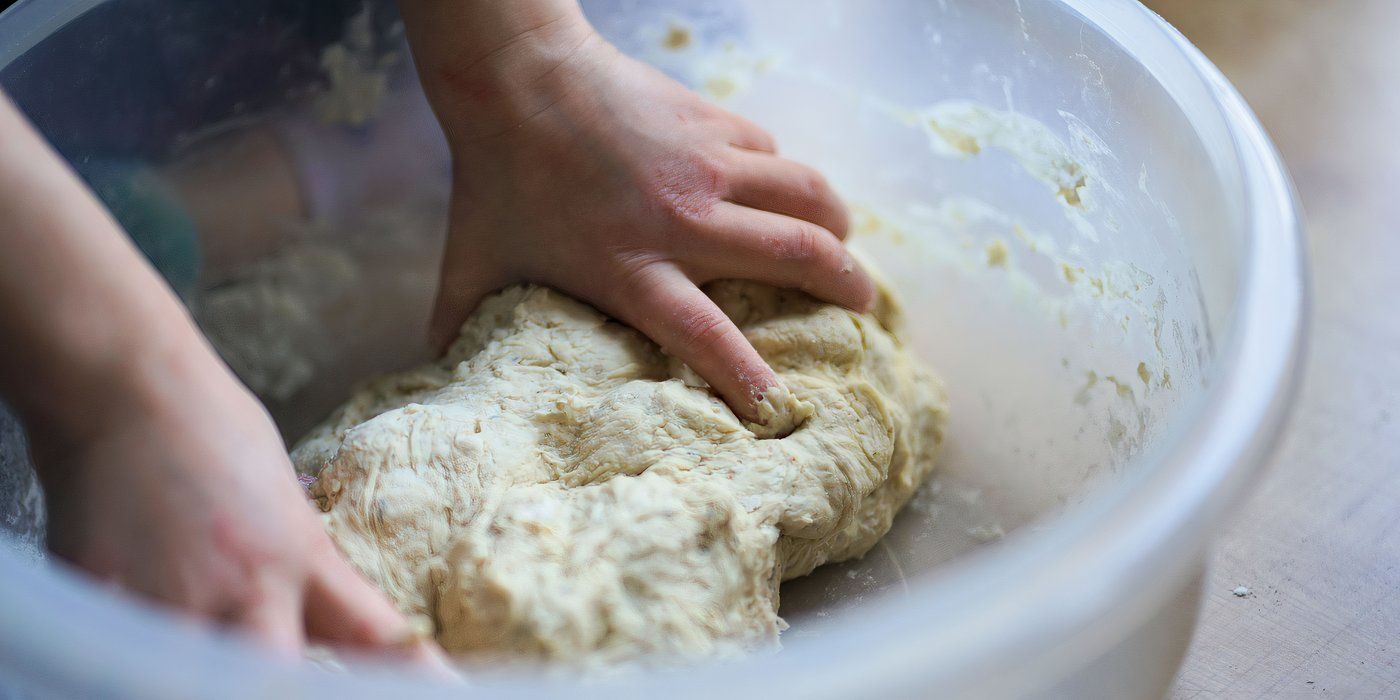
left=398, top=0, right=603, bottom=142
left=0, top=92, right=215, bottom=440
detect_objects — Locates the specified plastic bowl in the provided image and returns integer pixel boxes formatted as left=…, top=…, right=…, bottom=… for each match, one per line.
left=0, top=0, right=1305, bottom=697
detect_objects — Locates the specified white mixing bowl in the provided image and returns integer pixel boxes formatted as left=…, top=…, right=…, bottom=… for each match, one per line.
left=0, top=0, right=1305, bottom=697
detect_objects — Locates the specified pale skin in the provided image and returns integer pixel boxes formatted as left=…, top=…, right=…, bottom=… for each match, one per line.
left=0, top=0, right=872, bottom=660
left=0, top=91, right=446, bottom=666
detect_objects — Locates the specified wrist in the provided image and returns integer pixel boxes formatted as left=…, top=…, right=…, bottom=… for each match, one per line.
left=18, top=306, right=227, bottom=457
left=400, top=0, right=606, bottom=143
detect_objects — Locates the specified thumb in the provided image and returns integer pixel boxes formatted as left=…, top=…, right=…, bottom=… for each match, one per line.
left=429, top=223, right=509, bottom=354
left=303, top=546, right=457, bottom=676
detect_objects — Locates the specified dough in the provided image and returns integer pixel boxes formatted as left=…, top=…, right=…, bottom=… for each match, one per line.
left=293, top=280, right=947, bottom=664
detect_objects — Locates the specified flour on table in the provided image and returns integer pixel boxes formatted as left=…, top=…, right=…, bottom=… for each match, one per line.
left=293, top=280, right=948, bottom=665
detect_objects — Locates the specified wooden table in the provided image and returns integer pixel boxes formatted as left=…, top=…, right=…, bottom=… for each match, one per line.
left=1140, top=1, right=1400, bottom=697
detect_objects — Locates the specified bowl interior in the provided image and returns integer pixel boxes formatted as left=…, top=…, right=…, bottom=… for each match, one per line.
left=0, top=0, right=1246, bottom=676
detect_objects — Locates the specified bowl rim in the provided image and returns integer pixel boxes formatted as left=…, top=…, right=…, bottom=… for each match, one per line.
left=0, top=0, right=1307, bottom=697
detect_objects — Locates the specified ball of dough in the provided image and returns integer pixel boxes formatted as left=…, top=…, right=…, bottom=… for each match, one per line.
left=293, top=280, right=947, bottom=665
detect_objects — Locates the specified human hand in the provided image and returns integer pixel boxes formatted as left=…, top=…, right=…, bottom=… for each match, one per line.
left=0, top=88, right=448, bottom=668
left=403, top=3, right=875, bottom=424
left=32, top=344, right=445, bottom=665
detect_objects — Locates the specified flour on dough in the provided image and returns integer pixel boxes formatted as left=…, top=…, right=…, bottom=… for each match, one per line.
left=292, top=280, right=947, bottom=665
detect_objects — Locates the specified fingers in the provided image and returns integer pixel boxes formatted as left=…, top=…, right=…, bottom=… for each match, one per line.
left=689, top=203, right=876, bottom=313
left=229, top=579, right=305, bottom=657
left=607, top=264, right=779, bottom=423
left=429, top=231, right=508, bottom=353
left=723, top=113, right=777, bottom=153
left=723, top=149, right=850, bottom=239
left=303, top=550, right=459, bottom=676
left=303, top=549, right=413, bottom=648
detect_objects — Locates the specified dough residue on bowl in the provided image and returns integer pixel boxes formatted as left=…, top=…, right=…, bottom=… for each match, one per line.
left=292, top=279, right=947, bottom=665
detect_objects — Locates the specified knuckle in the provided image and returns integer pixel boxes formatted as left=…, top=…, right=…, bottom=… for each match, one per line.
left=749, top=131, right=777, bottom=152
left=646, top=154, right=725, bottom=224
left=675, top=304, right=734, bottom=353
left=693, top=153, right=727, bottom=189
left=777, top=226, right=845, bottom=294
left=613, top=255, right=666, bottom=298
left=348, top=615, right=391, bottom=644
left=785, top=225, right=823, bottom=263
left=800, top=169, right=831, bottom=200
left=608, top=258, right=675, bottom=318
left=217, top=576, right=268, bottom=616
left=735, top=117, right=776, bottom=150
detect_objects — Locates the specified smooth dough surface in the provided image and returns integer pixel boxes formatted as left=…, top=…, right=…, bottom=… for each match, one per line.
left=292, top=280, right=947, bottom=664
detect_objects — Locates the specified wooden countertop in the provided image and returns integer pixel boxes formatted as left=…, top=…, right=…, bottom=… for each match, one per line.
left=1141, top=1, right=1400, bottom=697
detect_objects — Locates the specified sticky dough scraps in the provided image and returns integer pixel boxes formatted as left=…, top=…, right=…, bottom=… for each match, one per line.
left=292, top=280, right=947, bottom=664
